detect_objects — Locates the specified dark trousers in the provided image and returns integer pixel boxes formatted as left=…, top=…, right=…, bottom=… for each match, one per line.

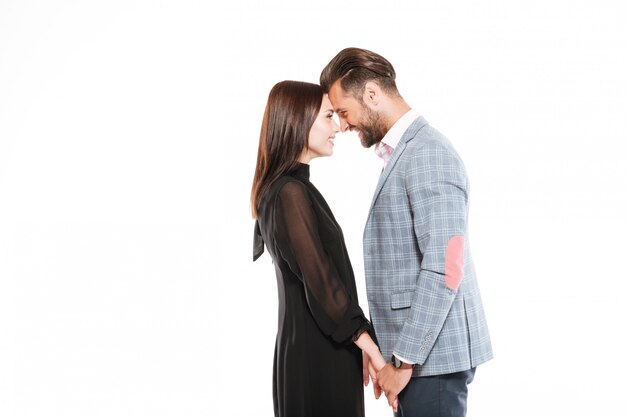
left=393, top=368, right=476, bottom=417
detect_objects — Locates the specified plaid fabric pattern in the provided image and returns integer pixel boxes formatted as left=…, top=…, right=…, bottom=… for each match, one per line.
left=363, top=116, right=493, bottom=377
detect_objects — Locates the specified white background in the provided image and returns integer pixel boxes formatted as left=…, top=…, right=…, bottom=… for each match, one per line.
left=1, top=1, right=625, bottom=416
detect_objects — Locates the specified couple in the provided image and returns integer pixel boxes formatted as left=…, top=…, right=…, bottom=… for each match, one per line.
left=252, top=48, right=493, bottom=417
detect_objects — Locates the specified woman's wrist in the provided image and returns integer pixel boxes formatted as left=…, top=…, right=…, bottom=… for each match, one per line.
left=355, top=332, right=386, bottom=371
left=370, top=351, right=386, bottom=370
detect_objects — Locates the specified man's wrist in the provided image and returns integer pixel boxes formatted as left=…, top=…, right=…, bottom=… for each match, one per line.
left=391, top=354, right=415, bottom=369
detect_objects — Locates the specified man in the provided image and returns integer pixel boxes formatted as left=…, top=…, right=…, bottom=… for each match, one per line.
left=320, top=48, right=493, bottom=417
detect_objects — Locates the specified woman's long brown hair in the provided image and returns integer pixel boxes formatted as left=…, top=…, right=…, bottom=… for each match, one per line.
left=250, top=81, right=323, bottom=218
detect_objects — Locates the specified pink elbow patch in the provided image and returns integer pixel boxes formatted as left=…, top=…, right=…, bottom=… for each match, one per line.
left=445, top=236, right=465, bottom=291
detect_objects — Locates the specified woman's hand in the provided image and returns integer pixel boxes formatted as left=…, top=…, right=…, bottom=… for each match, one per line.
left=363, top=352, right=383, bottom=399
left=362, top=352, right=371, bottom=387
left=355, top=331, right=396, bottom=407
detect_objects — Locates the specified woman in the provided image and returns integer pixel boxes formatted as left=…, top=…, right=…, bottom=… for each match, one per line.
left=251, top=80, right=386, bottom=417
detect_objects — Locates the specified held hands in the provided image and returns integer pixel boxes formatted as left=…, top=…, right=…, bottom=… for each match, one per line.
left=377, top=363, right=412, bottom=413
left=355, top=333, right=404, bottom=412
left=363, top=354, right=402, bottom=412
left=362, top=352, right=385, bottom=399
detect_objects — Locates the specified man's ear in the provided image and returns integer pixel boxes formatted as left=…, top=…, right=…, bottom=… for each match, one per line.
left=363, top=81, right=383, bottom=107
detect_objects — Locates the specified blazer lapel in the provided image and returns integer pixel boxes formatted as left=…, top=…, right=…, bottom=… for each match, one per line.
left=367, top=116, right=428, bottom=215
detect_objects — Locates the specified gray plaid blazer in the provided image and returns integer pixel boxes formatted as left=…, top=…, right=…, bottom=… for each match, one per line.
left=364, top=116, right=493, bottom=377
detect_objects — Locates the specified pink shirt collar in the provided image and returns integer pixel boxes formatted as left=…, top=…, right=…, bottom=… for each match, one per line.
left=380, top=108, right=420, bottom=150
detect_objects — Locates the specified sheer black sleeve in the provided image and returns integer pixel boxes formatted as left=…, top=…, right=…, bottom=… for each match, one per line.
left=274, top=180, right=370, bottom=344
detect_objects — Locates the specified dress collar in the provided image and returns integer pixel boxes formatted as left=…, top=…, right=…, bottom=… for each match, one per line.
left=290, top=162, right=310, bottom=181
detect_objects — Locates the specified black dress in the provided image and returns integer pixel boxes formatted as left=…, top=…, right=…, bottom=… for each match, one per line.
left=253, top=163, right=371, bottom=417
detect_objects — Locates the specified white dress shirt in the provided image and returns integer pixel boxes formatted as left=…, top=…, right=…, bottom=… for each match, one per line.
left=374, top=108, right=420, bottom=167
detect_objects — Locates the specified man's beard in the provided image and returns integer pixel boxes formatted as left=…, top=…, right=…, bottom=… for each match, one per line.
left=357, top=106, right=388, bottom=148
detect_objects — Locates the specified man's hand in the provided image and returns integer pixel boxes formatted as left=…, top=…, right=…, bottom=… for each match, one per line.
left=377, top=363, right=412, bottom=412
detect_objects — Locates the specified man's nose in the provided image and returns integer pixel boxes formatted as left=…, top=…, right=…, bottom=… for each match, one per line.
left=340, top=120, right=350, bottom=132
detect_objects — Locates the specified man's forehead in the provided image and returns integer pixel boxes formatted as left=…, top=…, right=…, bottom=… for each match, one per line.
left=329, top=82, right=354, bottom=109
left=329, top=81, right=348, bottom=98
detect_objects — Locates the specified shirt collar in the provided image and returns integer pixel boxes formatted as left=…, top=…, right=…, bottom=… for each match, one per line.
left=380, top=108, right=420, bottom=150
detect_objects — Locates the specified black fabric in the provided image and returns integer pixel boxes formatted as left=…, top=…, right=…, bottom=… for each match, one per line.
left=254, top=163, right=370, bottom=417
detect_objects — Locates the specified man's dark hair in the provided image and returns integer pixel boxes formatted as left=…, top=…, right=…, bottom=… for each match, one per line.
left=320, top=47, right=399, bottom=97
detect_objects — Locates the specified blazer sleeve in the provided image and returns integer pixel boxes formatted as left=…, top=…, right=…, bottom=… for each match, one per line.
left=273, top=180, right=371, bottom=344
left=393, top=140, right=469, bottom=364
